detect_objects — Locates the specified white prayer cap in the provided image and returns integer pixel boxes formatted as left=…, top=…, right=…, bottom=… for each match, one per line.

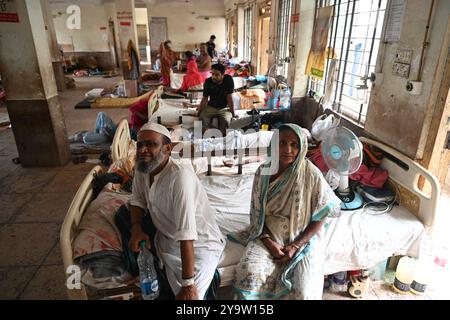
left=139, top=123, right=172, bottom=142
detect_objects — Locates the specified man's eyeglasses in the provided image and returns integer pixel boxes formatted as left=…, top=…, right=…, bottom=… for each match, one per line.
left=137, top=140, right=159, bottom=149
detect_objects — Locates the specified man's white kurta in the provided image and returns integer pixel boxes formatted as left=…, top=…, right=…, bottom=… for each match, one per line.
left=130, top=158, right=225, bottom=298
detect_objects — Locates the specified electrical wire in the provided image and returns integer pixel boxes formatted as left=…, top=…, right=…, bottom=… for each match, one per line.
left=362, top=180, right=400, bottom=216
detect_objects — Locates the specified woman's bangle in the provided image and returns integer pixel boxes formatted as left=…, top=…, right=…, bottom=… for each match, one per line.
left=260, top=234, right=271, bottom=240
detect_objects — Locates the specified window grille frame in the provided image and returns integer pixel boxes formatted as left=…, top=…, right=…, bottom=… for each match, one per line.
left=275, top=0, right=293, bottom=78
left=308, top=0, right=387, bottom=126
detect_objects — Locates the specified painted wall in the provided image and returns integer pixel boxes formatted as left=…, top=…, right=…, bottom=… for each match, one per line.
left=51, top=3, right=111, bottom=52
left=148, top=0, right=226, bottom=52
left=365, top=0, right=450, bottom=159
left=104, top=2, right=122, bottom=62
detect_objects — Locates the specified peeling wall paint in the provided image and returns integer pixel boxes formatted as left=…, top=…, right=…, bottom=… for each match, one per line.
left=0, top=0, right=55, bottom=100
left=365, top=0, right=450, bottom=159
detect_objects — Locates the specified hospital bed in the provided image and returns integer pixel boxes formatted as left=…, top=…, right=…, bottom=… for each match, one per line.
left=60, top=121, right=440, bottom=299
left=151, top=97, right=270, bottom=131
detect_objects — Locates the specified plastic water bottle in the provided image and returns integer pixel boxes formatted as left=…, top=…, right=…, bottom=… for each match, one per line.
left=137, top=241, right=159, bottom=300
left=331, top=271, right=348, bottom=292
left=279, top=87, right=291, bottom=110
left=267, top=89, right=280, bottom=110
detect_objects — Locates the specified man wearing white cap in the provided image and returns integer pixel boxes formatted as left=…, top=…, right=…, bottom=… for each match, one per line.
left=127, top=123, right=225, bottom=300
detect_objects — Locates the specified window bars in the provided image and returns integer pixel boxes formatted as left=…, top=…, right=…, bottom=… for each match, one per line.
left=275, top=0, right=293, bottom=78
left=243, top=6, right=254, bottom=62
left=308, top=0, right=387, bottom=126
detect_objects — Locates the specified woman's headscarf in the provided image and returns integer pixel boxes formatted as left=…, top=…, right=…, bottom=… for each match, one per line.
left=180, top=60, right=204, bottom=92
left=228, top=123, right=341, bottom=290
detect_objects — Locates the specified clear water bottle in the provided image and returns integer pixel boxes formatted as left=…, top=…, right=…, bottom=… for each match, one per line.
left=267, top=89, right=280, bottom=110
left=279, top=87, right=291, bottom=110
left=331, top=271, right=348, bottom=292
left=137, top=241, right=159, bottom=300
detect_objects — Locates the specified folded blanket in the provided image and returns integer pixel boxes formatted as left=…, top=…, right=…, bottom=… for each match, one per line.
left=91, top=91, right=153, bottom=108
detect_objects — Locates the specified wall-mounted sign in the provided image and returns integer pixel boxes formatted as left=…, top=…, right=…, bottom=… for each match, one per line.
left=0, top=0, right=19, bottom=23
left=117, top=11, right=133, bottom=20
left=384, top=0, right=405, bottom=42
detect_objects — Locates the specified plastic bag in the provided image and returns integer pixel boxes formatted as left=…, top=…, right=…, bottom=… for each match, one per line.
left=311, top=114, right=340, bottom=141
left=325, top=170, right=340, bottom=190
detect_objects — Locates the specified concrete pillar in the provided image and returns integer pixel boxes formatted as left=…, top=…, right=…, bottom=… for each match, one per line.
left=0, top=0, right=70, bottom=167
left=41, top=0, right=65, bottom=92
left=115, top=0, right=140, bottom=79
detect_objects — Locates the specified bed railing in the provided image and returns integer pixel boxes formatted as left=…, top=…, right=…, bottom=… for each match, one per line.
left=111, top=119, right=131, bottom=163
left=360, top=137, right=440, bottom=235
left=60, top=165, right=104, bottom=299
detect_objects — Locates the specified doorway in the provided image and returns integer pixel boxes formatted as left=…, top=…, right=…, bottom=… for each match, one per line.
left=136, top=24, right=149, bottom=63
left=149, top=17, right=168, bottom=63
left=257, top=16, right=270, bottom=75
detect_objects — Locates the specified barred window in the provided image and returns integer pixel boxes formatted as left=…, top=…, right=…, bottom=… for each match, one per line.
left=308, top=0, right=387, bottom=126
left=275, top=0, right=293, bottom=78
left=243, top=7, right=254, bottom=62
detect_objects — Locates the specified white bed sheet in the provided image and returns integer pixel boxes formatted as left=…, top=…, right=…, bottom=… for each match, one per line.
left=320, top=206, right=425, bottom=275
left=198, top=173, right=426, bottom=274
left=199, top=174, right=253, bottom=269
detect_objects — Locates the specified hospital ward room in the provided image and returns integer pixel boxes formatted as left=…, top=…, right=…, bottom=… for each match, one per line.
left=1, top=0, right=450, bottom=303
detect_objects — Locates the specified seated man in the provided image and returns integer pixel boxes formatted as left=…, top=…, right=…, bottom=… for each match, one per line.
left=198, top=63, right=236, bottom=135
left=116, top=123, right=225, bottom=300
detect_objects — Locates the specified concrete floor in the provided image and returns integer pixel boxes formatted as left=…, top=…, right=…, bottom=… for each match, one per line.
left=0, top=75, right=449, bottom=300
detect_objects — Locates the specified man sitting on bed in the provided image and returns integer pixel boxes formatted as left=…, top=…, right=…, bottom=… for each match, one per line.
left=198, top=63, right=237, bottom=135
left=116, top=122, right=225, bottom=300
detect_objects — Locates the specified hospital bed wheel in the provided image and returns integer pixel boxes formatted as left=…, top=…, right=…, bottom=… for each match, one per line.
left=347, top=274, right=371, bottom=298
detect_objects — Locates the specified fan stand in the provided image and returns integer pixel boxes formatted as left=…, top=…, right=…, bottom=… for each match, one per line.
left=336, top=174, right=364, bottom=211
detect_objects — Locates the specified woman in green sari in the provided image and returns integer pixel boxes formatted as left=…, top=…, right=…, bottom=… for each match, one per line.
left=228, top=123, right=341, bottom=299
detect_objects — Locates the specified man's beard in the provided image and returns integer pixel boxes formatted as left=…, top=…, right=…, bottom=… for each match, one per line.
left=136, top=150, right=165, bottom=174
